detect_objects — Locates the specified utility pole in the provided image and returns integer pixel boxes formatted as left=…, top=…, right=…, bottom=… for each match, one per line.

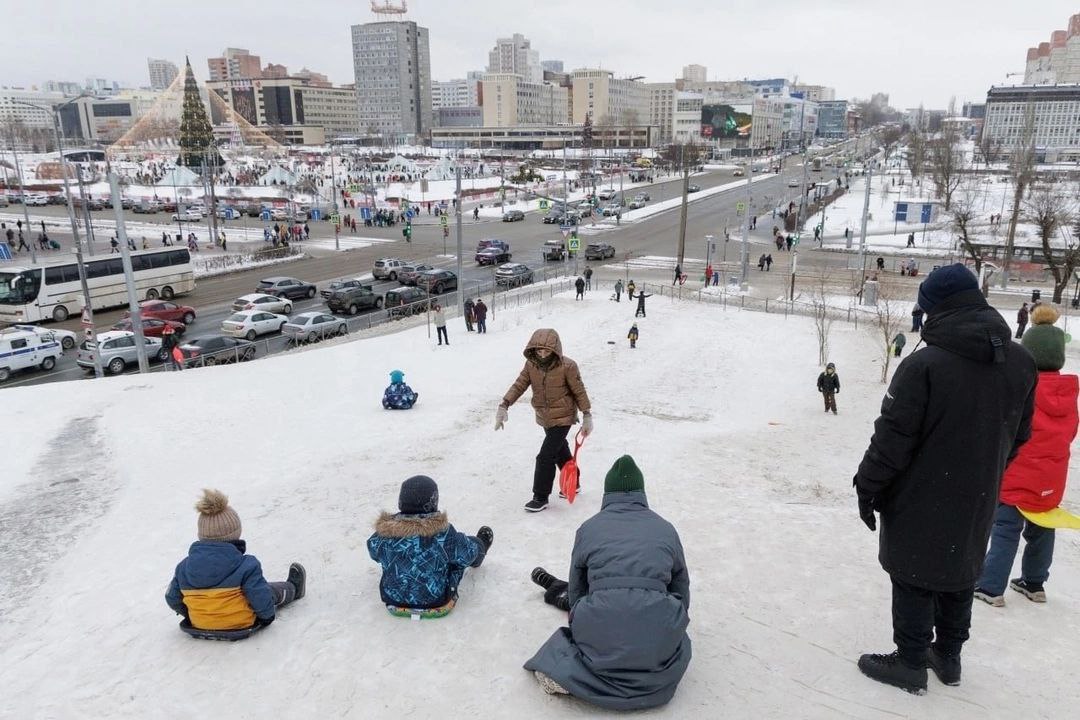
left=74, top=242, right=103, bottom=378
left=50, top=108, right=86, bottom=256
left=455, top=158, right=464, bottom=317
left=108, top=172, right=149, bottom=373
left=740, top=160, right=753, bottom=288
left=7, top=135, right=37, bottom=264
left=205, top=150, right=219, bottom=251
left=676, top=143, right=689, bottom=268
left=329, top=144, right=339, bottom=251
left=857, top=166, right=873, bottom=290
left=75, top=165, right=96, bottom=256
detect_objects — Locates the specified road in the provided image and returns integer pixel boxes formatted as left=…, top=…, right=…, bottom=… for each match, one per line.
left=6, top=157, right=927, bottom=389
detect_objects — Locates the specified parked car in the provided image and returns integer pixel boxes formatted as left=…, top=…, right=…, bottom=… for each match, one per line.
left=393, top=263, right=430, bottom=286
left=77, top=331, right=165, bottom=375
left=494, top=262, right=534, bottom=287
left=326, top=284, right=383, bottom=315
left=0, top=195, right=8, bottom=208
left=476, top=239, right=510, bottom=253
left=256, top=276, right=317, bottom=300
left=282, top=312, right=347, bottom=343
left=585, top=243, right=616, bottom=260
left=373, top=257, right=407, bottom=281
left=602, top=205, right=622, bottom=217
left=576, top=204, right=593, bottom=218
left=178, top=335, right=255, bottom=367
left=172, top=209, right=201, bottom=222
left=416, top=269, right=458, bottom=294
left=270, top=208, right=289, bottom=221
left=628, top=199, right=646, bottom=210
left=110, top=317, right=186, bottom=338
left=231, top=293, right=293, bottom=314
left=24, top=193, right=49, bottom=206
left=476, top=247, right=512, bottom=265
left=687, top=184, right=701, bottom=193
left=290, top=210, right=309, bottom=222
left=385, top=287, right=431, bottom=317
left=598, top=189, right=616, bottom=200
left=502, top=209, right=525, bottom=222
left=733, top=167, right=745, bottom=177
left=321, top=278, right=367, bottom=299
left=8, top=324, right=77, bottom=351
left=132, top=201, right=159, bottom=214
left=542, top=239, right=567, bottom=261
left=159, top=200, right=178, bottom=212
left=633, top=192, right=650, bottom=202
left=787, top=179, right=800, bottom=187
left=220, top=310, right=288, bottom=340
left=123, top=300, right=197, bottom=325
left=0, top=327, right=64, bottom=381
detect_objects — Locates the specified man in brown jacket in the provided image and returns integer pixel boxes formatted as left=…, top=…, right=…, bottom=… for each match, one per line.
left=496, top=329, right=593, bottom=512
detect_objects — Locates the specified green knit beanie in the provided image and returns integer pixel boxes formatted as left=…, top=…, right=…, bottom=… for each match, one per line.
left=604, top=455, right=645, bottom=493
left=1022, top=325, right=1066, bottom=371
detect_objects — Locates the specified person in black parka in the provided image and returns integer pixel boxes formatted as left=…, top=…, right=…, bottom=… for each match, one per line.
left=853, top=264, right=1036, bottom=696
left=816, top=362, right=840, bottom=414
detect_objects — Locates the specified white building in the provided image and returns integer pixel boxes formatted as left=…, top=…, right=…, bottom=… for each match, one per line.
left=432, top=74, right=480, bottom=109
left=351, top=20, right=433, bottom=139
left=792, top=84, right=835, bottom=102
left=780, top=95, right=819, bottom=149
left=673, top=92, right=704, bottom=143
left=984, top=84, right=1080, bottom=162
left=750, top=96, right=785, bottom=151
left=487, top=34, right=542, bottom=84
left=682, top=64, right=707, bottom=84
left=1023, top=14, right=1080, bottom=85
left=0, top=88, right=65, bottom=130
left=480, top=74, right=568, bottom=127
left=147, top=59, right=179, bottom=91
left=647, top=82, right=677, bottom=144
left=570, top=69, right=649, bottom=128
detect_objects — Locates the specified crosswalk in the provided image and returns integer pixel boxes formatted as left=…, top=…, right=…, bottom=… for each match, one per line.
left=299, top=236, right=397, bottom=251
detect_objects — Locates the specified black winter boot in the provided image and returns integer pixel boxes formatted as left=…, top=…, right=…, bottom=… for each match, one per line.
left=288, top=563, right=306, bottom=601
left=858, top=651, right=927, bottom=695
left=476, top=526, right=494, bottom=550
left=926, top=644, right=961, bottom=686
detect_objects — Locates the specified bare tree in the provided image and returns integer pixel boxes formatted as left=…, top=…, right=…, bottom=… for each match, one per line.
left=905, top=130, right=926, bottom=180
left=950, top=183, right=985, bottom=276
left=1025, top=184, right=1078, bottom=303
left=1002, top=104, right=1038, bottom=287
left=869, top=281, right=906, bottom=383
left=978, top=131, right=1003, bottom=170
left=928, top=129, right=966, bottom=211
left=879, top=126, right=902, bottom=170
left=810, top=270, right=837, bottom=366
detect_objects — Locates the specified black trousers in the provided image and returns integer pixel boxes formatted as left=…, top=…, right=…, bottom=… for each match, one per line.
left=437, top=326, right=448, bottom=344
left=533, top=425, right=572, bottom=500
left=891, top=576, right=973, bottom=664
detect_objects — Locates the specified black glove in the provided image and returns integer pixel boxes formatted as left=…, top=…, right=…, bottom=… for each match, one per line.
left=476, top=526, right=494, bottom=551
left=853, top=475, right=878, bottom=532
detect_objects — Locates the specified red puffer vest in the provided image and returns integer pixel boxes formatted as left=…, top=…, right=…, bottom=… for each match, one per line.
left=1000, top=371, right=1079, bottom=511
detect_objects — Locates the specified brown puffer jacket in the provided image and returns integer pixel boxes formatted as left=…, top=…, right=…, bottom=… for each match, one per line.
left=502, top=329, right=592, bottom=428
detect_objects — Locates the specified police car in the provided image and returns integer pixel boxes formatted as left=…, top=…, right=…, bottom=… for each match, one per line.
left=12, top=324, right=78, bottom=350
left=0, top=327, right=64, bottom=382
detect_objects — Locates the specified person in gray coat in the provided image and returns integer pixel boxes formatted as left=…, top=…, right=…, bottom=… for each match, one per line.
left=524, top=455, right=691, bottom=710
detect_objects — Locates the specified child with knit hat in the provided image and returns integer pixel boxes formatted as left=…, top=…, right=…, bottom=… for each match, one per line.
left=382, top=369, right=418, bottom=409
left=976, top=304, right=1079, bottom=606
left=166, top=489, right=305, bottom=635
left=367, top=475, right=493, bottom=617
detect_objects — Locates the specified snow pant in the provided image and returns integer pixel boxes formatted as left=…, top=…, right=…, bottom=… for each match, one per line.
left=977, top=503, right=1055, bottom=597
left=477, top=318, right=486, bottom=333
left=269, top=581, right=297, bottom=608
left=891, top=576, right=973, bottom=664
left=576, top=290, right=584, bottom=300
left=635, top=306, right=646, bottom=317
left=822, top=391, right=836, bottom=413
left=630, top=339, right=636, bottom=348
left=437, top=326, right=448, bottom=345
left=465, top=315, right=474, bottom=331
left=628, top=290, right=635, bottom=300
left=585, top=278, right=591, bottom=290
left=541, top=576, right=571, bottom=612
left=614, top=290, right=621, bottom=302
left=1015, top=322, right=1027, bottom=339
left=533, top=425, right=573, bottom=501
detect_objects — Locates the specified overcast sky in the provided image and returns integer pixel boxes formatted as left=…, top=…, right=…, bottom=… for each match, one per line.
left=3, top=1, right=1076, bottom=109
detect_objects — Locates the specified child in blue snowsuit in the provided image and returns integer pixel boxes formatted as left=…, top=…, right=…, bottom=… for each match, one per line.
left=382, top=369, right=418, bottom=409
left=367, top=476, right=493, bottom=615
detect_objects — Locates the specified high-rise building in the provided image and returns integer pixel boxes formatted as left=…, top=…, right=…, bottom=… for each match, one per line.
left=487, top=34, right=542, bottom=84
left=432, top=77, right=480, bottom=108
left=682, top=64, right=707, bottom=84
left=263, top=63, right=289, bottom=79
left=42, top=80, right=82, bottom=95
left=147, top=59, right=179, bottom=91
left=984, top=84, right=1080, bottom=162
left=351, top=20, right=432, bottom=138
left=208, top=76, right=360, bottom=144
left=207, top=48, right=263, bottom=81
left=479, top=74, right=569, bottom=127
left=541, top=60, right=564, bottom=74
left=1022, top=14, right=1080, bottom=84
left=817, top=100, right=849, bottom=139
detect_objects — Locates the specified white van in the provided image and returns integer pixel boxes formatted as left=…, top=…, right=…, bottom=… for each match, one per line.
left=0, top=328, right=64, bottom=382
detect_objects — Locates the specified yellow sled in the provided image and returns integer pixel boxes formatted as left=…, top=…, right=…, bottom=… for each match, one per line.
left=1019, top=507, right=1080, bottom=530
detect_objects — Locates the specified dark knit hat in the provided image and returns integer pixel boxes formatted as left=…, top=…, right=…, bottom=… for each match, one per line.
left=1022, top=305, right=1066, bottom=371
left=917, top=263, right=979, bottom=315
left=196, top=489, right=242, bottom=542
left=398, top=475, right=439, bottom=514
left=604, top=455, right=645, bottom=494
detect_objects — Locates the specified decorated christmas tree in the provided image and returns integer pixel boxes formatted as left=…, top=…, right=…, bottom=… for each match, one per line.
left=177, top=57, right=221, bottom=172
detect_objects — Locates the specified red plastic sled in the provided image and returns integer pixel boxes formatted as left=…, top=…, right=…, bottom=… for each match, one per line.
left=560, top=430, right=586, bottom=503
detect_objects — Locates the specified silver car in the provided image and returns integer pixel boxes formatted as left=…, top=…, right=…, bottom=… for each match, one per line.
left=76, top=330, right=165, bottom=375
left=282, top=312, right=348, bottom=343
left=231, top=293, right=293, bottom=314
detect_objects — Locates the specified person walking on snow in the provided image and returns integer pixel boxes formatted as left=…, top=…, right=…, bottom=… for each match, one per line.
left=911, top=305, right=924, bottom=333
left=817, top=362, right=840, bottom=414
left=584, top=266, right=593, bottom=291
left=474, top=299, right=488, bottom=333
left=976, top=304, right=1078, bottom=607
left=892, top=332, right=906, bottom=358
left=765, top=254, right=773, bottom=271
left=433, top=303, right=449, bottom=345
left=464, top=298, right=476, bottom=332
left=635, top=291, right=652, bottom=318
left=496, top=329, right=593, bottom=512
left=575, top=277, right=585, bottom=300
left=852, top=263, right=1036, bottom=696
left=758, top=254, right=766, bottom=271
left=627, top=280, right=636, bottom=300
left=627, top=323, right=639, bottom=348
left=672, top=264, right=682, bottom=285
left=1016, top=302, right=1029, bottom=339
left=613, top=279, right=623, bottom=302
left=705, top=263, right=713, bottom=287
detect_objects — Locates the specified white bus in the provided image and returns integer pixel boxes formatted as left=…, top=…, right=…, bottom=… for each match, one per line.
left=0, top=248, right=195, bottom=323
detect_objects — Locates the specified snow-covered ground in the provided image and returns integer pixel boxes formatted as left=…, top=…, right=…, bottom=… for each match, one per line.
left=2, top=288, right=1079, bottom=718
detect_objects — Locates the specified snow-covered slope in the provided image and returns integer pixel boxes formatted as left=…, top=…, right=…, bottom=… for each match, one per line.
left=2, top=288, right=1078, bottom=719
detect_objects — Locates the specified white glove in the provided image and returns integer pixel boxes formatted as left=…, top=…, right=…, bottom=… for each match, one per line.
left=495, top=405, right=508, bottom=431
left=581, top=413, right=594, bottom=436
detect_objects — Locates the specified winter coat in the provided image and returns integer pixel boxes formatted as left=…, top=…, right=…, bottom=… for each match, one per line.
left=892, top=333, right=906, bottom=350
left=999, top=371, right=1079, bottom=512
left=1017, top=306, right=1029, bottom=325
left=817, top=370, right=840, bottom=393
left=628, top=326, right=639, bottom=341
left=636, top=293, right=651, bottom=307
left=165, top=540, right=275, bottom=630
left=614, top=280, right=624, bottom=293
left=382, top=382, right=418, bottom=410
left=433, top=307, right=446, bottom=327
left=524, top=492, right=691, bottom=710
left=584, top=268, right=593, bottom=279
left=161, top=331, right=178, bottom=352
left=367, top=512, right=484, bottom=609
left=575, top=278, right=585, bottom=292
left=473, top=301, right=487, bottom=322
left=855, top=290, right=1036, bottom=591
left=502, top=329, right=592, bottom=428
left=464, top=299, right=476, bottom=321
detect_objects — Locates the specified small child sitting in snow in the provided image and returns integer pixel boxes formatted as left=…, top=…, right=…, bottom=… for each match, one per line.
left=166, top=489, right=305, bottom=633
left=628, top=323, right=639, bottom=349
left=368, top=475, right=493, bottom=617
left=382, top=369, right=418, bottom=409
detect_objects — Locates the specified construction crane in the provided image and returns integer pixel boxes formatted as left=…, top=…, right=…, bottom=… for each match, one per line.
left=371, top=0, right=407, bottom=17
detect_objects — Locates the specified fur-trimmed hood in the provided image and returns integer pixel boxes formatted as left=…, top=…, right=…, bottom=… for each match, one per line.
left=374, top=511, right=449, bottom=538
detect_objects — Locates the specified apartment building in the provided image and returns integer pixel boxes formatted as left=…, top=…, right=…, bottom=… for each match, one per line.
left=351, top=20, right=432, bottom=139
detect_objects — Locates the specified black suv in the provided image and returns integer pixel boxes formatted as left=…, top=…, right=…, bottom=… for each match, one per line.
left=385, top=287, right=431, bottom=318
left=326, top=284, right=384, bottom=315
left=585, top=243, right=616, bottom=260
left=256, top=276, right=317, bottom=300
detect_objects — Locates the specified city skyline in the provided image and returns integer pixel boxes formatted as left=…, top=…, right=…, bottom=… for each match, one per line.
left=2, top=0, right=1076, bottom=109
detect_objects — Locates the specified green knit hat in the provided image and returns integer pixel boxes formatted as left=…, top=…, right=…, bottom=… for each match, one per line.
left=1022, top=305, right=1065, bottom=371
left=604, top=455, right=645, bottom=493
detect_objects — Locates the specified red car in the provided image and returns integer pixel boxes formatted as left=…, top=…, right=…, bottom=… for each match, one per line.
left=123, top=300, right=197, bottom=325
left=111, top=317, right=187, bottom=338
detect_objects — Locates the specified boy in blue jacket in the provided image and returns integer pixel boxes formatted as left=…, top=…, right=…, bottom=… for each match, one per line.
left=368, top=475, right=493, bottom=617
left=166, top=489, right=305, bottom=632
left=382, top=369, right=418, bottom=409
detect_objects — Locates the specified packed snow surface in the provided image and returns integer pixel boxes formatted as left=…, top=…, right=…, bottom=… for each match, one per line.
left=2, top=286, right=1079, bottom=719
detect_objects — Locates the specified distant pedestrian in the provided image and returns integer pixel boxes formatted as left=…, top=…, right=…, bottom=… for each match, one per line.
left=704, top=263, right=713, bottom=286
left=474, top=299, right=488, bottom=334
left=877, top=257, right=885, bottom=272
left=765, top=254, right=773, bottom=271
left=635, top=292, right=651, bottom=318
left=911, top=304, right=924, bottom=333
left=758, top=254, right=766, bottom=271
left=613, top=279, right=623, bottom=302
left=627, top=280, right=636, bottom=300
left=1016, top=302, right=1029, bottom=339
left=433, top=303, right=449, bottom=346
left=817, top=362, right=840, bottom=414
left=673, top=264, right=681, bottom=286
left=584, top=266, right=593, bottom=291
left=575, top=277, right=585, bottom=300
left=907, top=232, right=915, bottom=248
left=893, top=332, right=906, bottom=357
left=627, top=322, right=639, bottom=349
left=16, top=231, right=29, bottom=253
left=464, top=298, right=476, bottom=332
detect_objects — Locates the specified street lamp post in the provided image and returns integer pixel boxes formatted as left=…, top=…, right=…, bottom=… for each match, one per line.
left=6, top=130, right=37, bottom=264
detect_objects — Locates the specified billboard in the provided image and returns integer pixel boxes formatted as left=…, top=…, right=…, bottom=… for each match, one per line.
left=700, top=104, right=752, bottom=139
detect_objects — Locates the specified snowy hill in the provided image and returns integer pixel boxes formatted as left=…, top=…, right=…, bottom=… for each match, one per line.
left=2, top=288, right=1079, bottom=719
